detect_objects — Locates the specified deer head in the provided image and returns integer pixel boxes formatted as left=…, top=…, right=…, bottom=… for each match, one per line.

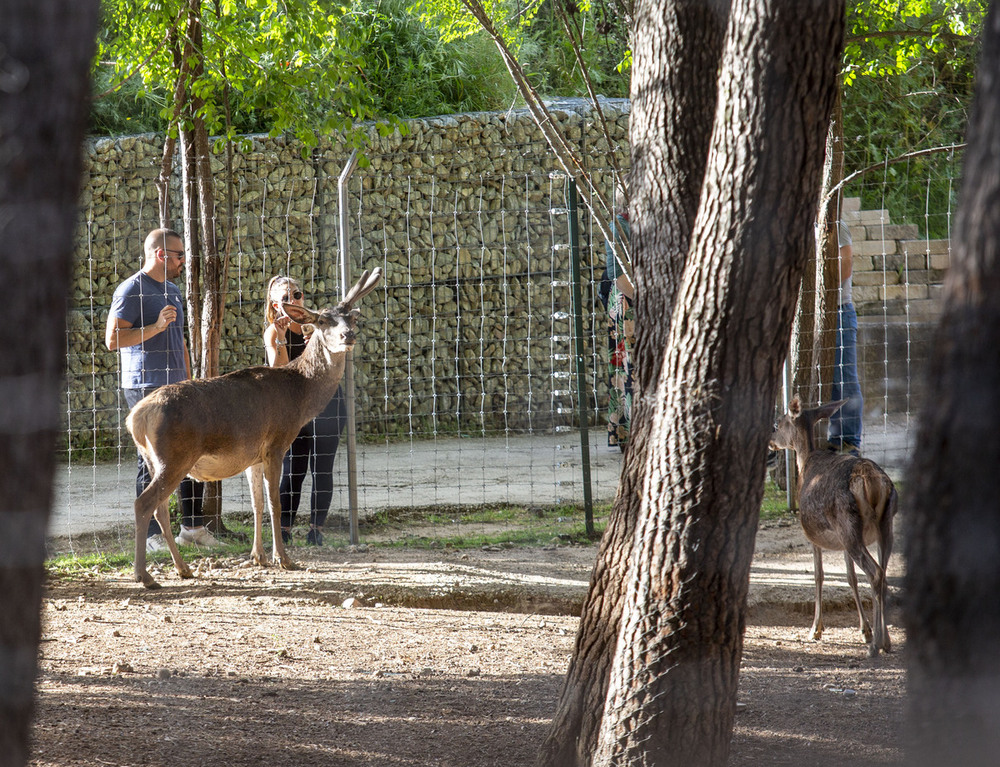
left=770, top=397, right=848, bottom=454
left=279, top=268, right=382, bottom=355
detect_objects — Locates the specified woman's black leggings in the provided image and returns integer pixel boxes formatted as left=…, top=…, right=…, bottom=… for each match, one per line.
left=279, top=386, right=346, bottom=529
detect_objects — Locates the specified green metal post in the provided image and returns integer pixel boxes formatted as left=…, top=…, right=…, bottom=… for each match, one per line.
left=567, top=178, right=595, bottom=535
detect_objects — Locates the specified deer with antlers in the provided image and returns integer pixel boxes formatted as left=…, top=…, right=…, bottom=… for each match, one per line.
left=126, top=268, right=382, bottom=589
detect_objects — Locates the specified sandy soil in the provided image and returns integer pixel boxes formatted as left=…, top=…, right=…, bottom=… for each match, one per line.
left=31, top=518, right=905, bottom=766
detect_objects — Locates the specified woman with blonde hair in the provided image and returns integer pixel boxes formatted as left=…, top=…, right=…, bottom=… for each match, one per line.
left=263, top=275, right=346, bottom=545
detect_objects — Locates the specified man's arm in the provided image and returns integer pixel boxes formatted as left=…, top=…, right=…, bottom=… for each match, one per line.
left=105, top=304, right=177, bottom=351
left=839, top=241, right=853, bottom=284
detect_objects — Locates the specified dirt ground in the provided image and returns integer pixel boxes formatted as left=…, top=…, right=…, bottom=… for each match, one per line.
left=32, top=518, right=905, bottom=767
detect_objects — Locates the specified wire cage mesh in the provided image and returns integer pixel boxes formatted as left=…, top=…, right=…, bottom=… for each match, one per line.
left=57, top=104, right=958, bottom=555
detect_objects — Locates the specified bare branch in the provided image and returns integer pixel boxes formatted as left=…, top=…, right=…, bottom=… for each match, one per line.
left=457, top=0, right=633, bottom=284
left=824, top=143, right=966, bottom=206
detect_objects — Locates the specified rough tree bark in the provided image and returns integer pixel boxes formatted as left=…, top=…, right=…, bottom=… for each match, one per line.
left=170, top=0, right=231, bottom=530
left=905, top=3, right=1000, bottom=765
left=793, top=88, right=844, bottom=408
left=536, top=2, right=730, bottom=764
left=590, top=2, right=843, bottom=765
left=0, top=1, right=98, bottom=764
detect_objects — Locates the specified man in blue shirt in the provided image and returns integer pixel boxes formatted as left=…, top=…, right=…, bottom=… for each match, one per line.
left=105, top=228, right=220, bottom=550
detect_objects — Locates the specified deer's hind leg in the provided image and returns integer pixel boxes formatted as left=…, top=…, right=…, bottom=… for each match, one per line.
left=809, top=544, right=825, bottom=640
left=844, top=525, right=888, bottom=656
left=134, top=466, right=194, bottom=588
left=872, top=491, right=897, bottom=654
left=154, top=495, right=193, bottom=581
left=843, top=552, right=873, bottom=643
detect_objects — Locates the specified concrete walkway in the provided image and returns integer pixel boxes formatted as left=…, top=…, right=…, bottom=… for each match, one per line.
left=50, top=431, right=625, bottom=539
left=50, top=417, right=913, bottom=541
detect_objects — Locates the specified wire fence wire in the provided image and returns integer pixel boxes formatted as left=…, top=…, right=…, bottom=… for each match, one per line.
left=60, top=133, right=629, bottom=554
left=55, top=126, right=959, bottom=555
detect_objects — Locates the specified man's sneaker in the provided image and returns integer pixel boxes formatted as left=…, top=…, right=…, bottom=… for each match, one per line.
left=146, top=534, right=167, bottom=552
left=281, top=528, right=291, bottom=545
left=306, top=527, right=324, bottom=546
left=178, top=526, right=221, bottom=548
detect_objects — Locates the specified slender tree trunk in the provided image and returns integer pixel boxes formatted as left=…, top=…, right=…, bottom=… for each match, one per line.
left=175, top=0, right=232, bottom=530
left=0, top=2, right=98, bottom=764
left=537, top=3, right=729, bottom=764
left=793, top=87, right=844, bottom=407
left=905, top=4, right=1000, bottom=765
left=156, top=26, right=184, bottom=229
left=592, top=2, right=842, bottom=765
left=157, top=136, right=177, bottom=229
left=814, top=88, right=846, bottom=403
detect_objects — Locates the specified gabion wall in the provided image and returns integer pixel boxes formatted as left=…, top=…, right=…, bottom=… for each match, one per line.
left=67, top=100, right=632, bottom=454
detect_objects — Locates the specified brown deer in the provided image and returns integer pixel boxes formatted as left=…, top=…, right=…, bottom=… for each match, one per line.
left=770, top=398, right=897, bottom=656
left=126, top=268, right=382, bottom=589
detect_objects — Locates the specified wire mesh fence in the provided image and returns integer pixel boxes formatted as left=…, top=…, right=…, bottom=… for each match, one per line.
left=56, top=113, right=960, bottom=556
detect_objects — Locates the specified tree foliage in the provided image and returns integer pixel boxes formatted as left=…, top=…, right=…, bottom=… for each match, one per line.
left=841, top=2, right=984, bottom=235
left=95, top=0, right=384, bottom=148
left=416, top=0, right=629, bottom=99
left=340, top=0, right=514, bottom=117
left=844, top=0, right=985, bottom=84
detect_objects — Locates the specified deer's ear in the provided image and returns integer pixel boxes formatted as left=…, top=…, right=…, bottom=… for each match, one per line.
left=283, top=304, right=319, bottom=324
left=789, top=398, right=801, bottom=416
left=816, top=399, right=848, bottom=421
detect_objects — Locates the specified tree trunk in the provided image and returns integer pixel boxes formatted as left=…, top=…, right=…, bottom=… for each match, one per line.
left=905, top=4, right=1000, bottom=766
left=537, top=2, right=729, bottom=764
left=173, top=0, right=231, bottom=532
left=592, top=2, right=843, bottom=765
left=792, top=88, right=844, bottom=408
left=0, top=1, right=98, bottom=764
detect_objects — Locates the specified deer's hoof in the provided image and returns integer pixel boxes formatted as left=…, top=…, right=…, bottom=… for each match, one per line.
left=808, top=628, right=823, bottom=641
left=279, top=559, right=299, bottom=572
left=177, top=567, right=194, bottom=580
left=138, top=575, right=162, bottom=590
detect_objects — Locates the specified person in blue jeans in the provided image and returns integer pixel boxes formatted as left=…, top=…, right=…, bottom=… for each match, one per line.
left=828, top=220, right=863, bottom=455
left=263, top=275, right=346, bottom=546
left=105, top=228, right=220, bottom=551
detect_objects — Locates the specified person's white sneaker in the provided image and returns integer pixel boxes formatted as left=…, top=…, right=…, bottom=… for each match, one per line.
left=177, top=526, right=221, bottom=548
left=146, top=534, right=167, bottom=552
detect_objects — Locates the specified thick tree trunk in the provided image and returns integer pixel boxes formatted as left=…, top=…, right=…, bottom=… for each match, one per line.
left=592, top=2, right=843, bottom=765
left=0, top=1, right=98, bottom=764
left=905, top=5, right=1000, bottom=766
left=537, top=3, right=729, bottom=764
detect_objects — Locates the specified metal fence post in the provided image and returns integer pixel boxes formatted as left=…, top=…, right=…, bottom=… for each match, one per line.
left=339, top=150, right=361, bottom=545
left=568, top=178, right=595, bottom=534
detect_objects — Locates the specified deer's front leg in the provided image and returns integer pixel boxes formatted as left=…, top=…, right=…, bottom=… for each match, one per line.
left=245, top=464, right=268, bottom=565
left=264, top=457, right=297, bottom=571
left=809, top=544, right=825, bottom=640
